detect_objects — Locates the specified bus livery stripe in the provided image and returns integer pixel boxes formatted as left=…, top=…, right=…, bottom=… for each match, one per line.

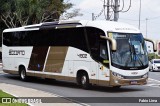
left=44, top=46, right=68, bottom=73
left=28, top=46, right=49, bottom=71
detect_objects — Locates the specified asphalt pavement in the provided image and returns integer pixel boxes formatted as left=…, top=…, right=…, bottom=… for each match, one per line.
left=0, top=68, right=160, bottom=106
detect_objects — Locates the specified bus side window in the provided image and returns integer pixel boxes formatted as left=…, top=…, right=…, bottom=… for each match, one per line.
left=100, top=41, right=108, bottom=60
left=86, top=27, right=109, bottom=64
left=86, top=27, right=100, bottom=60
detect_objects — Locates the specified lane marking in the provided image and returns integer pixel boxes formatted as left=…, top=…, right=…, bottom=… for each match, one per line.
left=148, top=78, right=160, bottom=83
left=0, top=73, right=7, bottom=76
left=144, top=78, right=160, bottom=88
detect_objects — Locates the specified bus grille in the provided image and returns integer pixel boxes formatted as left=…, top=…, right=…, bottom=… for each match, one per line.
left=123, top=76, right=143, bottom=79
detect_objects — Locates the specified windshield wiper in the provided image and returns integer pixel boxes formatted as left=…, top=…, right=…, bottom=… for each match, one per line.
left=124, top=44, right=133, bottom=67
left=131, top=44, right=144, bottom=66
left=136, top=55, right=144, bottom=66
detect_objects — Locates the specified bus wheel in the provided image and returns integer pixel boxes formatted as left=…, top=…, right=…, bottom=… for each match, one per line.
left=19, top=67, right=27, bottom=81
left=80, top=73, right=90, bottom=89
left=151, top=67, right=154, bottom=72
left=113, top=86, right=121, bottom=89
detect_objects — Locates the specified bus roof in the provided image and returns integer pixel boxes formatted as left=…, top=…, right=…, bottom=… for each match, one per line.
left=3, top=20, right=140, bottom=34
left=83, top=20, right=140, bottom=33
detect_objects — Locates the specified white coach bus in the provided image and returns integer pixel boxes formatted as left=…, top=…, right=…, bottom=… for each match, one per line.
left=2, top=20, right=157, bottom=89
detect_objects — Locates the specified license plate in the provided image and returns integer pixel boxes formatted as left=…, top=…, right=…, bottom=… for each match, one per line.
left=130, top=81, right=138, bottom=85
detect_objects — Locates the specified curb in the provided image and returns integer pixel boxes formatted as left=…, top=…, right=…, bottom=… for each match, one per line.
left=0, top=63, right=2, bottom=68
left=0, top=83, right=82, bottom=106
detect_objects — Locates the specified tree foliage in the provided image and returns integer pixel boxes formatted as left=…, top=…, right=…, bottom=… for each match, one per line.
left=148, top=53, right=160, bottom=61
left=0, top=0, right=82, bottom=28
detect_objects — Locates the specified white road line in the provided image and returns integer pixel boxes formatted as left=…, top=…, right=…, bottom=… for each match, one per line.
left=0, top=73, right=7, bottom=76
left=144, top=78, right=160, bottom=88
left=148, top=78, right=160, bottom=83
left=144, top=85, right=160, bottom=88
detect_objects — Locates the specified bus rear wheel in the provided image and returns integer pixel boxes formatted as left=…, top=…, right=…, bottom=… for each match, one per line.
left=19, top=67, right=27, bottom=81
left=80, top=73, right=90, bottom=89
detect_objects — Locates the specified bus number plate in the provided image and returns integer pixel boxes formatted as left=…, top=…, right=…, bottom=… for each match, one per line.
left=130, top=81, right=138, bottom=85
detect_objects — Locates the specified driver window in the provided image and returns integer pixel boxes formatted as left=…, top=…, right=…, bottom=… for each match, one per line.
left=100, top=41, right=108, bottom=60
left=99, top=40, right=109, bottom=67
left=86, top=27, right=109, bottom=67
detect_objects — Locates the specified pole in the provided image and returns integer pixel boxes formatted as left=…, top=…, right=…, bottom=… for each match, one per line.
left=107, top=0, right=110, bottom=20
left=146, top=18, right=148, bottom=52
left=92, top=13, right=94, bottom=21
left=139, top=0, right=141, bottom=29
left=114, top=0, right=119, bottom=21
left=146, top=18, right=148, bottom=38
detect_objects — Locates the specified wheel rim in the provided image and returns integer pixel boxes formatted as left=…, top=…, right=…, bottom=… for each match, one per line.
left=21, top=70, right=25, bottom=79
left=81, top=75, right=86, bottom=85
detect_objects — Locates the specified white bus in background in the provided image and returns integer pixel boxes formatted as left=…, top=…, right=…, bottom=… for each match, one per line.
left=2, top=20, right=157, bottom=89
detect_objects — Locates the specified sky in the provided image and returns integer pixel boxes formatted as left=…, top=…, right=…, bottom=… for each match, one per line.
left=64, top=0, right=160, bottom=41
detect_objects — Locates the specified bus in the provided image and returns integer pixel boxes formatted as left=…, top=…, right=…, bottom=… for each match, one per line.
left=2, top=20, right=157, bottom=89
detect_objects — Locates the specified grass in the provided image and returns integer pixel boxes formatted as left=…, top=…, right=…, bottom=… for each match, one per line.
left=0, top=90, right=28, bottom=106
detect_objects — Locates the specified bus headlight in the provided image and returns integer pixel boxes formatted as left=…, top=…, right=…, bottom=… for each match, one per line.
left=142, top=73, right=148, bottom=78
left=112, top=72, right=124, bottom=79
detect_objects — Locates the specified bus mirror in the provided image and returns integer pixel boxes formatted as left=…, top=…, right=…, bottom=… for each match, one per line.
left=144, top=38, right=157, bottom=52
left=100, top=36, right=117, bottom=51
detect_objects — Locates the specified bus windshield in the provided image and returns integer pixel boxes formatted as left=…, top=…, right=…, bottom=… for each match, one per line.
left=110, top=33, right=148, bottom=70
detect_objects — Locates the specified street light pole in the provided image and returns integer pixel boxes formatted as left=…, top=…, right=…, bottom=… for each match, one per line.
left=146, top=18, right=148, bottom=38
left=107, top=0, right=110, bottom=20
left=114, top=0, right=119, bottom=21
left=146, top=18, right=149, bottom=53
left=139, top=0, right=141, bottom=29
left=92, top=13, right=94, bottom=21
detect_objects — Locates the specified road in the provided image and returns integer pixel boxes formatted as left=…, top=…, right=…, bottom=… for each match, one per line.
left=149, top=71, right=160, bottom=80
left=0, top=69, right=160, bottom=106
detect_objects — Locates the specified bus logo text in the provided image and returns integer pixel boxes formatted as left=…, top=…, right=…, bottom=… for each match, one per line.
left=77, top=54, right=87, bottom=58
left=131, top=72, right=138, bottom=75
left=9, top=49, right=25, bottom=55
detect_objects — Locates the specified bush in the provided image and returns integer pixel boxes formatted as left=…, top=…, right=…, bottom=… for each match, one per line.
left=148, top=53, right=160, bottom=61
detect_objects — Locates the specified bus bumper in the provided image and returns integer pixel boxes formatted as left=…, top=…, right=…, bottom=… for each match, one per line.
left=110, top=72, right=148, bottom=86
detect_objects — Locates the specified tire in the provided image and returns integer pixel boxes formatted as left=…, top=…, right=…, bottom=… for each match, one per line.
left=113, top=86, right=121, bottom=89
left=19, top=67, right=27, bottom=81
left=80, top=73, right=90, bottom=89
left=151, top=67, right=154, bottom=72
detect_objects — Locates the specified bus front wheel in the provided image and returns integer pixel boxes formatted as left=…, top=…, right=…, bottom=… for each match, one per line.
left=19, top=67, right=27, bottom=81
left=113, top=86, right=121, bottom=89
left=80, top=73, right=90, bottom=89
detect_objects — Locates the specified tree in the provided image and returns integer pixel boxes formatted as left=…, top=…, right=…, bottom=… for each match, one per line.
left=148, top=53, right=160, bottom=61
left=0, top=0, right=82, bottom=28
left=60, top=9, right=83, bottom=20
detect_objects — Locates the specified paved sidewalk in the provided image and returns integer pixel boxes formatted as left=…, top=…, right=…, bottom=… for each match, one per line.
left=0, top=83, right=81, bottom=106
left=0, top=69, right=82, bottom=106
